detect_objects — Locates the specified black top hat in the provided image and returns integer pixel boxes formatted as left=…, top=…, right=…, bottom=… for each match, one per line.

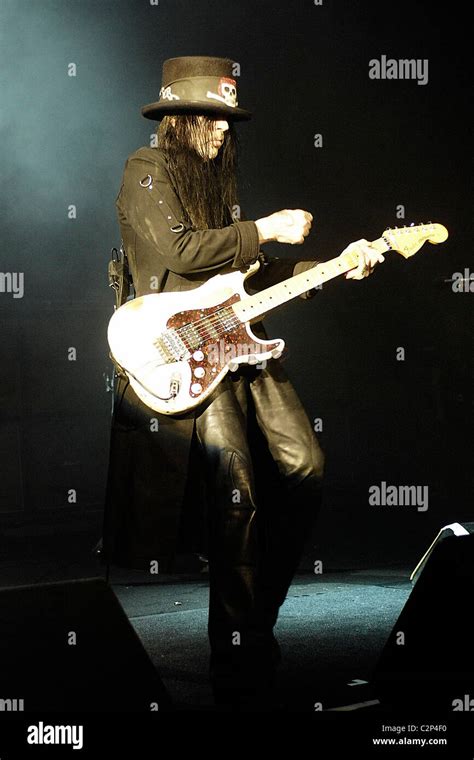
left=141, top=56, right=251, bottom=121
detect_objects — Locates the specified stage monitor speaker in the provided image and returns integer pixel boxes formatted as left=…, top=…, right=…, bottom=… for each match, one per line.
left=410, top=521, right=474, bottom=583
left=373, top=532, right=474, bottom=712
left=0, top=577, right=172, bottom=712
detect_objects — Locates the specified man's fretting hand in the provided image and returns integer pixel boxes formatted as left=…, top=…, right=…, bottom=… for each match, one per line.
left=255, top=209, right=313, bottom=245
left=343, top=239, right=385, bottom=279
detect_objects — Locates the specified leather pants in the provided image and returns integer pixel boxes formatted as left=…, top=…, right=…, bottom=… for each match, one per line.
left=194, top=358, right=325, bottom=706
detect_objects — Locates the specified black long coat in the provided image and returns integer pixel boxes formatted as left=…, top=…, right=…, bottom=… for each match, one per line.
left=101, top=146, right=320, bottom=572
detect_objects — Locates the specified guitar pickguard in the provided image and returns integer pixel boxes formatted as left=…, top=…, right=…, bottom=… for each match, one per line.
left=167, top=293, right=282, bottom=400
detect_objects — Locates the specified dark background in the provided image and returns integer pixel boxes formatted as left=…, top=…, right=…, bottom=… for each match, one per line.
left=0, top=0, right=471, bottom=578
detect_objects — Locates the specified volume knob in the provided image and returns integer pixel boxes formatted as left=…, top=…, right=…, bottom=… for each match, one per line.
left=194, top=367, right=205, bottom=379
left=191, top=383, right=202, bottom=394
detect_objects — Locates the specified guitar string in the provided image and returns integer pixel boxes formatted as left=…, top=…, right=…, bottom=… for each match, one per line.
left=176, top=307, right=240, bottom=341
left=175, top=239, right=425, bottom=348
left=177, top=309, right=240, bottom=347
left=173, top=260, right=339, bottom=346
left=166, top=266, right=335, bottom=353
left=160, top=254, right=356, bottom=356
left=154, top=308, right=240, bottom=358
left=150, top=236, right=430, bottom=362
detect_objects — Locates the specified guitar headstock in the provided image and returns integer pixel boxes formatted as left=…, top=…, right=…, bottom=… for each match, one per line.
left=383, top=223, right=449, bottom=259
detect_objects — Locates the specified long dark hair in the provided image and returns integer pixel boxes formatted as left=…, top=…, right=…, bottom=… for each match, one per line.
left=156, top=114, right=240, bottom=230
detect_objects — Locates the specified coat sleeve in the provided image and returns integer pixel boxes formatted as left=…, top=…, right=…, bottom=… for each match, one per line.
left=117, top=152, right=261, bottom=275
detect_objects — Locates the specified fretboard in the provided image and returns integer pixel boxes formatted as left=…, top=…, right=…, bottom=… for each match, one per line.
left=232, top=237, right=388, bottom=323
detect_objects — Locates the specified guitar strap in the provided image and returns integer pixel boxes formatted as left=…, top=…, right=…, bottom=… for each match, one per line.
left=108, top=239, right=133, bottom=309
left=107, top=240, right=133, bottom=381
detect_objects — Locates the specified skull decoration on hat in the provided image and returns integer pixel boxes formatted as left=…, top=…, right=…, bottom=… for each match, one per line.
left=141, top=56, right=251, bottom=121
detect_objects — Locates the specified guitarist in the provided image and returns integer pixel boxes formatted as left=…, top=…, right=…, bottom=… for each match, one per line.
left=101, top=56, right=383, bottom=710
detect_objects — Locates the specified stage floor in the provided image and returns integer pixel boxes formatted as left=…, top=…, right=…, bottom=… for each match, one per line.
left=112, top=567, right=412, bottom=712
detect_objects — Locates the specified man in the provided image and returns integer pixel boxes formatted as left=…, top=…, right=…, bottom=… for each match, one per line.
left=101, top=56, right=383, bottom=711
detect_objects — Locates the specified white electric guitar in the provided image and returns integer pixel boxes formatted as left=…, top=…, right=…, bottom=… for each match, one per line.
left=108, top=223, right=448, bottom=415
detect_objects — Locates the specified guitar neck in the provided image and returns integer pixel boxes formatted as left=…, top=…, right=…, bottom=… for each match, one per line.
left=232, top=237, right=389, bottom=323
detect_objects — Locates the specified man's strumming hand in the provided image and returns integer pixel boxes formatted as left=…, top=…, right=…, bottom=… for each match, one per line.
left=255, top=209, right=313, bottom=245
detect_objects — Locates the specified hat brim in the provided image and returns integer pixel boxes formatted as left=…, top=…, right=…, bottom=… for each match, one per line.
left=141, top=100, right=252, bottom=121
